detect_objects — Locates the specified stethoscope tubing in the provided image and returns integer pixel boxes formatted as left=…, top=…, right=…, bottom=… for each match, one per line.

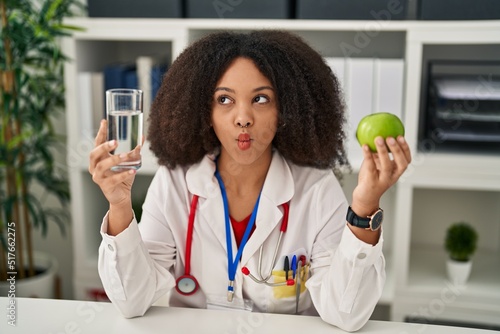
left=175, top=195, right=200, bottom=296
left=244, top=270, right=295, bottom=287
left=241, top=202, right=290, bottom=286
left=257, top=231, right=284, bottom=283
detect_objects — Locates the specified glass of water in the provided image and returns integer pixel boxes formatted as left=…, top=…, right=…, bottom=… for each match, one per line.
left=106, top=89, right=143, bottom=171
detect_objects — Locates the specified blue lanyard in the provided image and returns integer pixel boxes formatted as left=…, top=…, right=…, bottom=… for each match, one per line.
left=214, top=169, right=261, bottom=302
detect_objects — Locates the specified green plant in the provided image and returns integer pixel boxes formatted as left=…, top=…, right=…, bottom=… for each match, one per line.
left=445, top=222, right=478, bottom=262
left=0, top=0, right=84, bottom=280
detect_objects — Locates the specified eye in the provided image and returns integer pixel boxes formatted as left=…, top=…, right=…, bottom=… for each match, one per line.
left=253, top=95, right=269, bottom=104
left=217, top=95, right=233, bottom=105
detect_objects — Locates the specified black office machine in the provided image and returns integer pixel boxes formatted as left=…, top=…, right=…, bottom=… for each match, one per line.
left=422, top=61, right=500, bottom=153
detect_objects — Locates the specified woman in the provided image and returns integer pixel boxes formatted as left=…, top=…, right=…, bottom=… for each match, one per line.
left=89, top=30, right=411, bottom=332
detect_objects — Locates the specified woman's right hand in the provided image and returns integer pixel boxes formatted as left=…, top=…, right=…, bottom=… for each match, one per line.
left=89, top=119, right=137, bottom=207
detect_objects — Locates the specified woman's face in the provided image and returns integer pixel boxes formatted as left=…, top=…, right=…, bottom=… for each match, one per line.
left=211, top=57, right=278, bottom=167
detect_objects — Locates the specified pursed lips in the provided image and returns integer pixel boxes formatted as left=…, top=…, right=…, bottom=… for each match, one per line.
left=237, top=133, right=252, bottom=150
left=237, top=133, right=251, bottom=142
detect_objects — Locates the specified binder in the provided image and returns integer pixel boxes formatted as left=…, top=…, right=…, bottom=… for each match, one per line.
left=77, top=72, right=94, bottom=140
left=324, top=56, right=406, bottom=167
left=90, top=72, right=105, bottom=134
left=324, top=57, right=346, bottom=92
left=345, top=58, right=375, bottom=167
left=103, top=63, right=136, bottom=92
left=373, top=58, right=404, bottom=119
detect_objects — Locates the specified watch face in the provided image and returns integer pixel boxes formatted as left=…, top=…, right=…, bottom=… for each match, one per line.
left=371, top=211, right=384, bottom=230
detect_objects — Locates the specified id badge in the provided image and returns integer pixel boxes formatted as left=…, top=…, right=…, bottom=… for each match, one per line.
left=206, top=294, right=254, bottom=312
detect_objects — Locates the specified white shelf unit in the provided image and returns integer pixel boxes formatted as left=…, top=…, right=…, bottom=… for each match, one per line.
left=63, top=18, right=500, bottom=325
left=390, top=23, right=500, bottom=328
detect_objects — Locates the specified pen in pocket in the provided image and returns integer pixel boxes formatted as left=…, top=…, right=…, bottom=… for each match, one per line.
left=291, top=255, right=297, bottom=279
left=284, top=256, right=289, bottom=280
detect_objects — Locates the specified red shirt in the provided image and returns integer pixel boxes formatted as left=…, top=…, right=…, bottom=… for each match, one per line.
left=230, top=214, right=255, bottom=247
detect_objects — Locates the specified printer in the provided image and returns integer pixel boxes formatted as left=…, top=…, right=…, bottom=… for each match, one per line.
left=423, top=61, right=500, bottom=153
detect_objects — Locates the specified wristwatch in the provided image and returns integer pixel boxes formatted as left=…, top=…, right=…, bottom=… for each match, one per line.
left=346, top=206, right=384, bottom=231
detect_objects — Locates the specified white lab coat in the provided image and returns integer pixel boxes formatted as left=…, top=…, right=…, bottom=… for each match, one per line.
left=98, top=151, right=385, bottom=332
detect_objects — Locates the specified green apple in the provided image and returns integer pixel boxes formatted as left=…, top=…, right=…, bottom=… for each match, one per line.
left=356, top=112, right=405, bottom=152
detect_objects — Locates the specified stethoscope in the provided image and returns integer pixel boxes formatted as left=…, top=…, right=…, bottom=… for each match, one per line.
left=240, top=202, right=294, bottom=287
left=175, top=170, right=292, bottom=299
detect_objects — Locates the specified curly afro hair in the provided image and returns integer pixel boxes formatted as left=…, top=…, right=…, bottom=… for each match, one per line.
left=148, top=30, right=348, bottom=170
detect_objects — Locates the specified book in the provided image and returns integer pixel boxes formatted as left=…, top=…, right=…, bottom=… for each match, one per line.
left=136, top=55, right=169, bottom=135
left=151, top=63, right=168, bottom=101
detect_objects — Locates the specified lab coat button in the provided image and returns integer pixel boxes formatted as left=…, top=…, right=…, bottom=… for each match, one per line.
left=108, top=244, right=114, bottom=252
left=357, top=253, right=367, bottom=259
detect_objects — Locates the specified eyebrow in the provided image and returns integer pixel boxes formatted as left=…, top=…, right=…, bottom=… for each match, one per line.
left=214, top=86, right=274, bottom=93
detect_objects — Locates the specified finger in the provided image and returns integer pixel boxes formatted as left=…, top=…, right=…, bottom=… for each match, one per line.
left=119, top=145, right=142, bottom=166
left=94, top=119, right=108, bottom=147
left=89, top=139, right=118, bottom=173
left=93, top=152, right=129, bottom=178
left=372, top=153, right=382, bottom=171
left=387, top=137, right=409, bottom=176
left=397, top=136, right=412, bottom=163
left=130, top=144, right=142, bottom=160
left=375, top=136, right=392, bottom=175
left=91, top=152, right=124, bottom=182
left=94, top=167, right=136, bottom=188
left=360, top=144, right=378, bottom=175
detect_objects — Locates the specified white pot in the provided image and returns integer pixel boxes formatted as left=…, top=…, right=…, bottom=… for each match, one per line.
left=446, top=259, right=472, bottom=285
left=0, top=251, right=58, bottom=298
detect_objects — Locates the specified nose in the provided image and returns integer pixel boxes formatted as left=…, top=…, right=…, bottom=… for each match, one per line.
left=237, top=121, right=251, bottom=128
left=235, top=104, right=253, bottom=128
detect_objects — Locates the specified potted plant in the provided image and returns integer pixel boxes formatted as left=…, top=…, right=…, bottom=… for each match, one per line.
left=0, top=0, right=83, bottom=297
left=445, top=222, right=478, bottom=285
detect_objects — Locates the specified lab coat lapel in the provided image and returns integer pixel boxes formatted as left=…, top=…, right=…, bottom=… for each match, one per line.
left=199, top=194, right=228, bottom=252
left=186, top=154, right=229, bottom=252
left=240, top=197, right=282, bottom=266
left=240, top=151, right=294, bottom=266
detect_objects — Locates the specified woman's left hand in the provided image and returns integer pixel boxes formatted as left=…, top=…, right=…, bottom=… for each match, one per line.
left=352, top=135, right=412, bottom=215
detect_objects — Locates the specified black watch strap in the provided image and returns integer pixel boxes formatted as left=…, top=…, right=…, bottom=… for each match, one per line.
left=346, top=206, right=371, bottom=228
left=346, top=206, right=384, bottom=231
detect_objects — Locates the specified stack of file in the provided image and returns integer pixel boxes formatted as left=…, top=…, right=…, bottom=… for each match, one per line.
left=325, top=57, right=405, bottom=168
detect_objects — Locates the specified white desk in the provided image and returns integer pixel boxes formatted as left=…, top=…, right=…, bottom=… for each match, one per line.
left=1, top=297, right=497, bottom=333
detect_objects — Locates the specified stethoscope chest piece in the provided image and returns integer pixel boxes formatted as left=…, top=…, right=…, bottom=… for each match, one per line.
left=176, top=275, right=199, bottom=296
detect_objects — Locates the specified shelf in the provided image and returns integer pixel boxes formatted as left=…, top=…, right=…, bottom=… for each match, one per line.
left=66, top=17, right=500, bottom=32
left=403, top=153, right=500, bottom=190
left=76, top=40, right=173, bottom=72
left=408, top=247, right=500, bottom=303
left=410, top=187, right=500, bottom=253
left=392, top=246, right=500, bottom=326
